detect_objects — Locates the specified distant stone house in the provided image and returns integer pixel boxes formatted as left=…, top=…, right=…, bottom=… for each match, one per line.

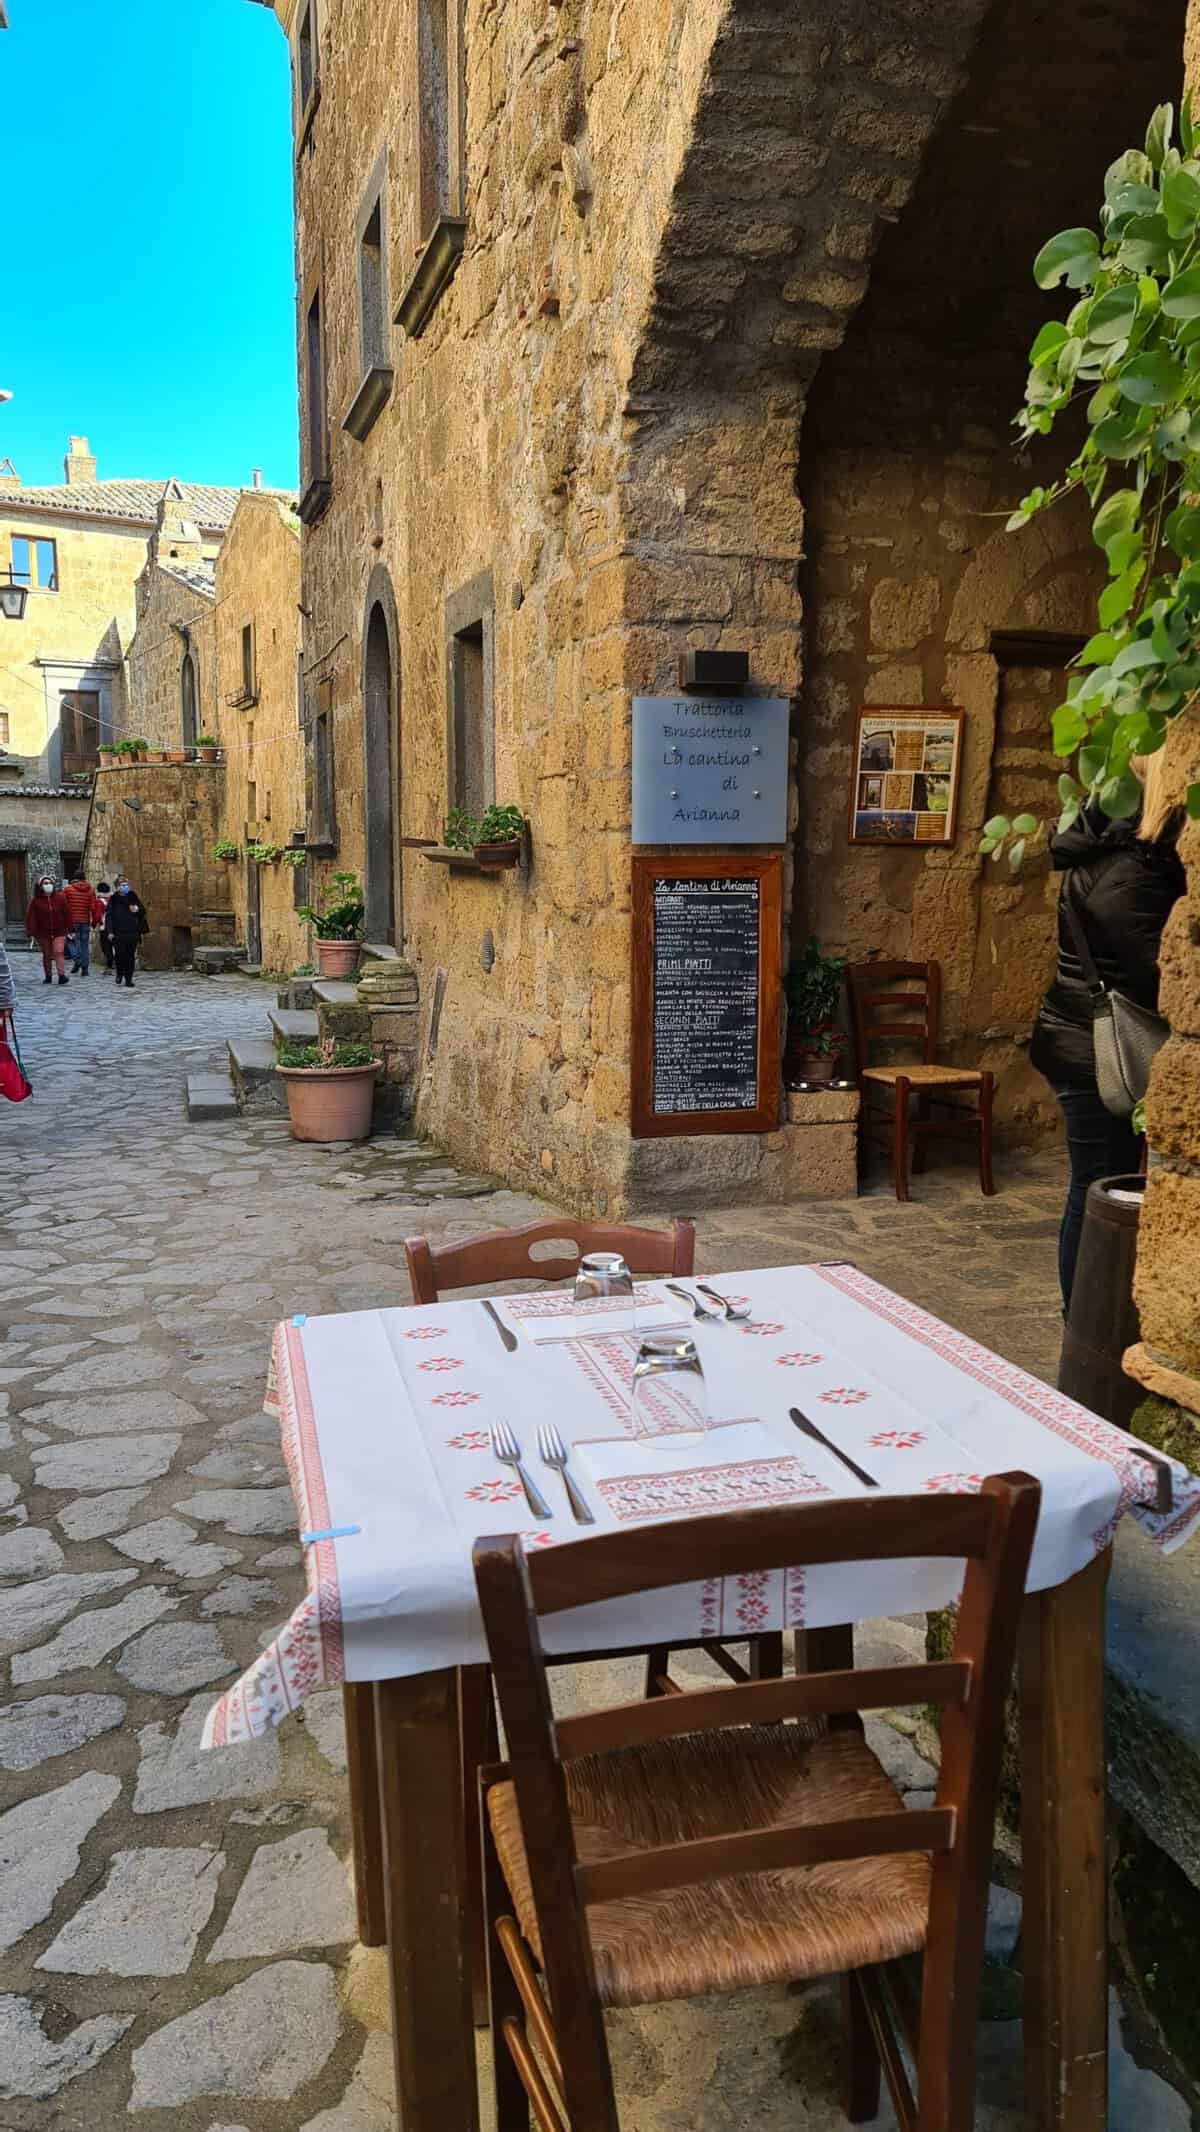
left=0, top=437, right=279, bottom=934
left=250, top=0, right=1187, bottom=1213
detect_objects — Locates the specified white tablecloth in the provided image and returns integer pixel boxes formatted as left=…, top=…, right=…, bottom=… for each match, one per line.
left=203, top=1263, right=1200, bottom=1747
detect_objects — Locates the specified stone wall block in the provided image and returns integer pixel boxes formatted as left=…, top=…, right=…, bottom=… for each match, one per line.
left=1156, top=898, right=1200, bottom=1039
left=868, top=574, right=941, bottom=651
left=1145, top=1034, right=1200, bottom=1163
left=1133, top=1171, right=1200, bottom=1374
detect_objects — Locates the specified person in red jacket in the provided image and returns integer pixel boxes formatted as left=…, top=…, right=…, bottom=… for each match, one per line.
left=61, top=872, right=104, bottom=976
left=25, top=877, right=71, bottom=985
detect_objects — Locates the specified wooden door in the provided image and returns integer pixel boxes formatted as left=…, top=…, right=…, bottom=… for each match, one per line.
left=59, top=691, right=100, bottom=778
left=245, top=857, right=262, bottom=966
left=1, top=853, right=26, bottom=937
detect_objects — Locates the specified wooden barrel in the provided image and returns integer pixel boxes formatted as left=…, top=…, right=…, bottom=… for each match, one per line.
left=1057, top=1173, right=1144, bottom=1429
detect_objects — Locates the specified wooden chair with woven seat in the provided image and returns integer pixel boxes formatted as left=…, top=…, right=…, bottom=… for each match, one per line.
left=846, top=960, right=996, bottom=1203
left=474, top=1472, right=1040, bottom=2132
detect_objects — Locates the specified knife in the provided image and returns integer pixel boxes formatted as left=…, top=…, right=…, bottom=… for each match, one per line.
left=480, top=1300, right=518, bottom=1353
left=789, top=1406, right=878, bottom=1490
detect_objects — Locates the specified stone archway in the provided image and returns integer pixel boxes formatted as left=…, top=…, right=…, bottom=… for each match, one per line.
left=362, top=566, right=400, bottom=944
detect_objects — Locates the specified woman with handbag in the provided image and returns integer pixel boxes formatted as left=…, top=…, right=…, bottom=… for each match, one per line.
left=0, top=940, right=30, bottom=1103
left=1031, top=751, right=1185, bottom=1308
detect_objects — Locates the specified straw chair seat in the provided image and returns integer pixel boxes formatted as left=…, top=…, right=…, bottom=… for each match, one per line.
left=488, top=1721, right=930, bottom=2009
left=861, top=1063, right=982, bottom=1088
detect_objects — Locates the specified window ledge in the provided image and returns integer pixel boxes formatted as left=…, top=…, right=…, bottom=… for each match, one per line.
left=225, top=688, right=259, bottom=710
left=342, top=364, right=395, bottom=442
left=298, top=475, right=333, bottom=527
left=394, top=217, right=467, bottom=340
left=421, top=844, right=501, bottom=873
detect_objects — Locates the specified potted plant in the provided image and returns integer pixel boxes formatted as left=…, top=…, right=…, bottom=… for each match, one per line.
left=98, top=745, right=119, bottom=768
left=297, top=869, right=366, bottom=977
left=276, top=1036, right=380, bottom=1143
left=443, top=806, right=478, bottom=853
left=784, top=938, right=847, bottom=1087
left=128, top=737, right=149, bottom=761
left=212, top=836, right=241, bottom=862
left=165, top=743, right=190, bottom=764
left=246, top=840, right=284, bottom=865
left=194, top=734, right=220, bottom=764
left=143, top=746, right=166, bottom=764
left=472, top=803, right=526, bottom=869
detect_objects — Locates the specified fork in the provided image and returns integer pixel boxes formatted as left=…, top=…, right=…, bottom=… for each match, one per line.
left=537, top=1423, right=595, bottom=1524
left=490, top=1422, right=552, bottom=1520
left=695, top=1281, right=751, bottom=1323
left=664, top=1281, right=720, bottom=1322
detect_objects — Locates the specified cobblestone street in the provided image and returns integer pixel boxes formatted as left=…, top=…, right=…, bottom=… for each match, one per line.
left=0, top=954, right=1187, bottom=2131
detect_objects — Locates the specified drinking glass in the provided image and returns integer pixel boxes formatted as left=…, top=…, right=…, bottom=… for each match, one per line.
left=629, top=1333, right=709, bottom=1448
left=574, top=1251, right=636, bottom=1332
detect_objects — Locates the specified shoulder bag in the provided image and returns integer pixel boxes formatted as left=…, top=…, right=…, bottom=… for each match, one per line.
left=0, top=1010, right=32, bottom=1103
left=1060, top=870, right=1167, bottom=1118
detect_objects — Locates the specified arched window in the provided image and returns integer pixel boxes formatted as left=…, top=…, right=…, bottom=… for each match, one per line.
left=181, top=651, right=197, bottom=749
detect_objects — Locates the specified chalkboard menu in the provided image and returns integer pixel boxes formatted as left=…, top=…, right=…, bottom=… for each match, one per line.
left=631, top=855, right=781, bottom=1138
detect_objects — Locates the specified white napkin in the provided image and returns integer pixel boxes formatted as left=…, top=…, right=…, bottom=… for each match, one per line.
left=492, top=1282, right=690, bottom=1346
left=576, top=1420, right=825, bottom=1523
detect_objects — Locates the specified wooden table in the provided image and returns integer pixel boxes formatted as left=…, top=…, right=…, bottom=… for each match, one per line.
left=344, top=1549, right=1112, bottom=2132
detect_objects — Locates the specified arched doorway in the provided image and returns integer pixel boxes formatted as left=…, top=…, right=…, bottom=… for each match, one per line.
left=362, top=568, right=399, bottom=943
left=180, top=650, right=198, bottom=750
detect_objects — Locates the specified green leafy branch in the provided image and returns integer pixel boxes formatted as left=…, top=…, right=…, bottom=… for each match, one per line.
left=1002, top=98, right=1200, bottom=861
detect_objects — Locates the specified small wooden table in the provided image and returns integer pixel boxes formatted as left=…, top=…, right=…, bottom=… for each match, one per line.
left=344, top=1550, right=1111, bottom=2132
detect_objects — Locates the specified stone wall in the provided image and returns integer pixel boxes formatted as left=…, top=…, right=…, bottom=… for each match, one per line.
left=124, top=564, right=218, bottom=757
left=83, top=764, right=233, bottom=969
left=212, top=494, right=306, bottom=974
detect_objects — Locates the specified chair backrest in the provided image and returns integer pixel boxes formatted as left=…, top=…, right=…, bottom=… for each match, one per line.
left=474, top=1475, right=1040, bottom=2132
left=847, top=959, right=941, bottom=1073
left=404, top=1215, right=695, bottom=1304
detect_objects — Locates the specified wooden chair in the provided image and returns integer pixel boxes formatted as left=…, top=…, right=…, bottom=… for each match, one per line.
left=846, top=961, right=996, bottom=1203
left=475, top=1473, right=1040, bottom=2132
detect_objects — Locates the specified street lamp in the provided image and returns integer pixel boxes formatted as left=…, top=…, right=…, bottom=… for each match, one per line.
left=0, top=573, right=27, bottom=621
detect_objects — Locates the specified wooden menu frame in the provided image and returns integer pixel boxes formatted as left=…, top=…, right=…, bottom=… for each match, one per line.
left=849, top=705, right=964, bottom=847
left=631, top=853, right=782, bottom=1139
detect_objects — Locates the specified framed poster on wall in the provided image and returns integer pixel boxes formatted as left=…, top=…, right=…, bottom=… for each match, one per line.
left=630, top=854, right=782, bottom=1138
left=849, top=705, right=964, bottom=846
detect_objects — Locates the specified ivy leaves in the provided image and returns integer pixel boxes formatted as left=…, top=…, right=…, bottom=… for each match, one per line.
left=1004, top=98, right=1200, bottom=860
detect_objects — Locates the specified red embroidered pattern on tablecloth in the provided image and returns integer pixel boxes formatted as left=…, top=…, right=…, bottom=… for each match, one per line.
left=777, top=1353, right=823, bottom=1368
left=810, top=1263, right=1149, bottom=1492
left=923, top=1472, right=984, bottom=1494
left=418, top=1355, right=464, bottom=1372
left=700, top=1576, right=721, bottom=1637
left=447, top=1430, right=491, bottom=1451
left=734, top=1570, right=770, bottom=1629
left=785, top=1565, right=806, bottom=1628
left=821, top=1388, right=869, bottom=1405
left=466, top=1477, right=523, bottom=1503
left=869, top=1429, right=925, bottom=1450
left=596, top=1457, right=826, bottom=1525
left=433, top=1389, right=479, bottom=1408
left=502, top=1287, right=657, bottom=1322
left=401, top=1325, right=447, bottom=1339
left=738, top=1322, right=785, bottom=1337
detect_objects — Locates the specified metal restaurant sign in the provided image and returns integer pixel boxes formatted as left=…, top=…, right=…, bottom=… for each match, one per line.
left=631, top=693, right=789, bottom=845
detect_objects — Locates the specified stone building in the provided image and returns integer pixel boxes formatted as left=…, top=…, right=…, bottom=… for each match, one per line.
left=0, top=436, right=273, bottom=928
left=123, top=488, right=220, bottom=756
left=254, top=0, right=1186, bottom=1214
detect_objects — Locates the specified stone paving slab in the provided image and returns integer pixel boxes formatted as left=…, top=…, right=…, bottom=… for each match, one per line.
left=0, top=954, right=1192, bottom=2131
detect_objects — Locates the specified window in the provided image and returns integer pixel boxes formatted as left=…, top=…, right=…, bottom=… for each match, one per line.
left=396, top=0, right=466, bottom=337
left=181, top=651, right=198, bottom=748
left=360, top=198, right=386, bottom=371
left=345, top=155, right=393, bottom=441
left=59, top=690, right=100, bottom=778
left=240, top=623, right=257, bottom=703
left=11, top=535, right=58, bottom=591
left=247, top=779, right=257, bottom=827
left=310, top=707, right=336, bottom=846
left=446, top=571, right=495, bottom=819
left=300, top=282, right=332, bottom=523
left=0, top=711, right=9, bottom=747
left=296, top=0, right=319, bottom=133
left=418, top=0, right=451, bottom=242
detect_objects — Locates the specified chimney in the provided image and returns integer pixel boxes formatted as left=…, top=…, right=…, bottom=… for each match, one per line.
left=64, top=434, right=97, bottom=484
left=252, top=468, right=263, bottom=489
left=0, top=457, right=20, bottom=492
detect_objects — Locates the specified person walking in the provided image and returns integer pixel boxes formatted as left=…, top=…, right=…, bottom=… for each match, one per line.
left=94, top=882, right=114, bottom=973
left=104, top=882, right=149, bottom=988
left=1031, top=749, right=1185, bottom=1310
left=62, top=871, right=104, bottom=977
left=25, top=876, right=71, bottom=985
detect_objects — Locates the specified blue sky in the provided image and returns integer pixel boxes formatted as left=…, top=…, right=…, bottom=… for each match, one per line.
left=0, top=0, right=298, bottom=491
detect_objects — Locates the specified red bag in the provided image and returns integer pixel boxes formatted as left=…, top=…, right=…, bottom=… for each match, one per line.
left=0, top=1012, right=32, bottom=1103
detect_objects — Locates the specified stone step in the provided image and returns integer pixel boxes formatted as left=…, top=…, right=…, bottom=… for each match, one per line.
left=312, top=980, right=361, bottom=1007
left=186, top=1072, right=238, bottom=1122
left=227, top=1037, right=285, bottom=1115
left=269, top=1007, right=319, bottom=1045
left=193, top=945, right=247, bottom=976
left=361, top=940, right=401, bottom=962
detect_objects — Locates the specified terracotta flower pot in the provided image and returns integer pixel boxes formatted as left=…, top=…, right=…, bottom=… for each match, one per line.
left=166, top=749, right=189, bottom=765
left=97, top=750, right=118, bottom=768
left=315, top=938, right=363, bottom=978
left=277, top=1062, right=378, bottom=1143
left=143, top=750, right=165, bottom=764
left=473, top=837, right=522, bottom=869
left=195, top=746, right=219, bottom=764
left=797, top=1050, right=835, bottom=1087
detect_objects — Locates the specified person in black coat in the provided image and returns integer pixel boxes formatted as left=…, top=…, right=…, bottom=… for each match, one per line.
left=1030, top=753, right=1185, bottom=1309
left=103, top=885, right=150, bottom=990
